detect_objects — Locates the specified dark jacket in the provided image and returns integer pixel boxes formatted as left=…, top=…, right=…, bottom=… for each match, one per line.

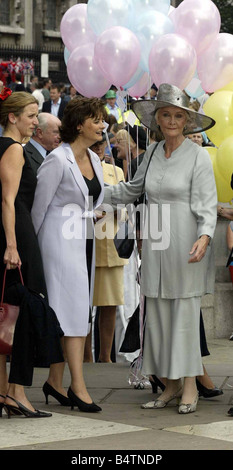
left=42, top=99, right=67, bottom=120
left=23, top=141, right=44, bottom=176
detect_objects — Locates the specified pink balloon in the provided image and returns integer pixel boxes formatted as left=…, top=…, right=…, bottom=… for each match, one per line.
left=67, top=43, right=111, bottom=98
left=149, top=34, right=197, bottom=90
left=171, top=0, right=220, bottom=55
left=128, top=72, right=150, bottom=98
left=197, top=33, right=233, bottom=93
left=60, top=4, right=96, bottom=52
left=94, top=26, right=141, bottom=87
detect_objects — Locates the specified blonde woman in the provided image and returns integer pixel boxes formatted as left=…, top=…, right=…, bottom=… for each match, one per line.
left=0, top=89, right=59, bottom=418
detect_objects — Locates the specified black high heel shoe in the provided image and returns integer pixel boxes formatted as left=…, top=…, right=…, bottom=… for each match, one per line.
left=149, top=375, right=166, bottom=394
left=5, top=395, right=52, bottom=419
left=68, top=387, right=102, bottom=413
left=43, top=382, right=71, bottom=406
left=196, top=379, right=223, bottom=398
left=228, top=407, right=233, bottom=416
left=0, top=393, right=22, bottom=417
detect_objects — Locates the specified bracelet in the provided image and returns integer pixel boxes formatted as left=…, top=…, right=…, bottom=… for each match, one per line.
left=218, top=207, right=224, bottom=216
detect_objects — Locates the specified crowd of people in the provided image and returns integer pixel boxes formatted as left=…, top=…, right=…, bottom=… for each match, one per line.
left=0, top=74, right=232, bottom=420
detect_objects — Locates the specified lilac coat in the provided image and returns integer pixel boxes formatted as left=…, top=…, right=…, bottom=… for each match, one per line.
left=32, top=143, right=104, bottom=336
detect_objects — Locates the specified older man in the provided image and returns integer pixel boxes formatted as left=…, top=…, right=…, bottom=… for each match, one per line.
left=24, top=112, right=61, bottom=175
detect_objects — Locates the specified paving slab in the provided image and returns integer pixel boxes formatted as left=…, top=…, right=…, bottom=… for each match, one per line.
left=1, top=339, right=233, bottom=457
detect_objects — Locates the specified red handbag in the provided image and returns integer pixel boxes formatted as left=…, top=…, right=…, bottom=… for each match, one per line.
left=0, top=267, right=24, bottom=355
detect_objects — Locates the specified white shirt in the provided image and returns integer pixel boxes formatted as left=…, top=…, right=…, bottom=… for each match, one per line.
left=51, top=97, right=61, bottom=117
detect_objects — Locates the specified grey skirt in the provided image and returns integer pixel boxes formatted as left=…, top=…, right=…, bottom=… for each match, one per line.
left=142, top=295, right=204, bottom=380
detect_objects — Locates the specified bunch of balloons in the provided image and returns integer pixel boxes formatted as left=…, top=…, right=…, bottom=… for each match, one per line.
left=60, top=0, right=233, bottom=100
left=203, top=81, right=233, bottom=203
left=60, top=1, right=233, bottom=203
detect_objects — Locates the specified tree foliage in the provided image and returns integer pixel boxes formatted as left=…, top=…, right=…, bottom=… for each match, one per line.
left=175, top=1, right=233, bottom=34
left=208, top=1, right=233, bottom=34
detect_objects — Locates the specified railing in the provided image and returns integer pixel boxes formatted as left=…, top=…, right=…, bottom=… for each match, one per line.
left=0, top=44, right=68, bottom=84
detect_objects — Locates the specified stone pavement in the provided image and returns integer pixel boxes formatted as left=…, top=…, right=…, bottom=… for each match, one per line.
left=0, top=339, right=233, bottom=455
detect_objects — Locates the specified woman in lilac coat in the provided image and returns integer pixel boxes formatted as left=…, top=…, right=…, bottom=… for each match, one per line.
left=32, top=97, right=106, bottom=412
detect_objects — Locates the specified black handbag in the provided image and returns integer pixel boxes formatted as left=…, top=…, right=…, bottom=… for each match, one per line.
left=114, top=143, right=158, bottom=259
left=113, top=219, right=135, bottom=259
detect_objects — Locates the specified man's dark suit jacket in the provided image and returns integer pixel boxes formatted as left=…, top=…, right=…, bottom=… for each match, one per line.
left=24, top=141, right=45, bottom=176
left=42, top=99, right=67, bottom=120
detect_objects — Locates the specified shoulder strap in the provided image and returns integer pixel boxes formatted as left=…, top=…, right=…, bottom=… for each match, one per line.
left=143, top=142, right=158, bottom=190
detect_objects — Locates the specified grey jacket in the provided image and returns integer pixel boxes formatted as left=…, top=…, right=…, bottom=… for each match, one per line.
left=104, top=139, right=217, bottom=299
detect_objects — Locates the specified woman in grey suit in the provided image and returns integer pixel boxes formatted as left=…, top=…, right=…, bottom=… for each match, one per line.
left=104, top=84, right=217, bottom=414
left=32, top=97, right=106, bottom=412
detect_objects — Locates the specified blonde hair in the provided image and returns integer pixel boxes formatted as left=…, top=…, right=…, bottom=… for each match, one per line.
left=0, top=91, right=38, bottom=128
left=116, top=129, right=135, bottom=147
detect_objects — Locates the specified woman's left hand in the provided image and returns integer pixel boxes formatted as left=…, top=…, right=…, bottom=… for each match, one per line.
left=188, top=235, right=210, bottom=263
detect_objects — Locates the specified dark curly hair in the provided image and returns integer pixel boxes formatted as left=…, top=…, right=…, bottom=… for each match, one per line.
left=59, top=96, right=107, bottom=143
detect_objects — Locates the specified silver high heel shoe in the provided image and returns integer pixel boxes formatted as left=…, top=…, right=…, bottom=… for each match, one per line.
left=141, top=388, right=182, bottom=409
left=178, top=394, right=199, bottom=414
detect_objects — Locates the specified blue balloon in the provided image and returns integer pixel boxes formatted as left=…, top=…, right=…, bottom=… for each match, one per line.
left=134, top=11, right=174, bottom=72
left=87, top=0, right=134, bottom=36
left=123, top=65, right=144, bottom=90
left=133, top=0, right=171, bottom=17
left=64, top=47, right=70, bottom=65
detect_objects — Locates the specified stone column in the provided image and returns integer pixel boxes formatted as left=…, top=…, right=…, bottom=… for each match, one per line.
left=24, top=0, right=33, bottom=45
left=202, top=218, right=233, bottom=339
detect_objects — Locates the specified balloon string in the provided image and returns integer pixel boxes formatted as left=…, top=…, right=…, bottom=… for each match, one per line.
left=105, top=131, right=119, bottom=183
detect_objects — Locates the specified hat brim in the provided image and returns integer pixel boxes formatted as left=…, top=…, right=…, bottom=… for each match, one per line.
left=131, top=100, right=215, bottom=135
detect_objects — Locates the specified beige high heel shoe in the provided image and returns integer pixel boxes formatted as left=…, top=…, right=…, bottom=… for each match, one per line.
left=141, top=387, right=182, bottom=409
left=178, top=393, right=199, bottom=414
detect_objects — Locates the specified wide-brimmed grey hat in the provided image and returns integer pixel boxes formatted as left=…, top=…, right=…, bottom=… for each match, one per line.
left=131, top=83, right=215, bottom=135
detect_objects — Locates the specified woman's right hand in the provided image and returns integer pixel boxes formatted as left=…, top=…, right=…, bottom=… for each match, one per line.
left=3, top=247, right=22, bottom=270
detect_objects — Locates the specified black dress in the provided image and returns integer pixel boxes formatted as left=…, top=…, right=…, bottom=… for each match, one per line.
left=83, top=174, right=101, bottom=289
left=0, top=137, right=64, bottom=386
left=0, top=137, right=47, bottom=298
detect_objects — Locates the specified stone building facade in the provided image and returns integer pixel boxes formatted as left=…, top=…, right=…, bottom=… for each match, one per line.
left=0, top=1, right=80, bottom=48
left=0, top=0, right=179, bottom=49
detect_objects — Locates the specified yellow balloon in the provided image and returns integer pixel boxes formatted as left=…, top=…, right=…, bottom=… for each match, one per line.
left=205, top=146, right=217, bottom=168
left=203, top=91, right=233, bottom=147
left=218, top=79, right=233, bottom=93
left=216, top=136, right=233, bottom=183
left=205, top=146, right=233, bottom=202
left=214, top=168, right=233, bottom=203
